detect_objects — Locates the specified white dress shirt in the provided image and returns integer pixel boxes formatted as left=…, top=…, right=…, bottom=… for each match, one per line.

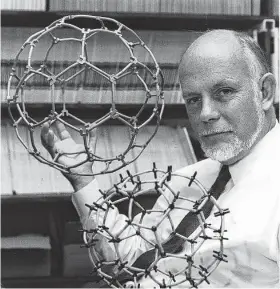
left=73, top=122, right=280, bottom=288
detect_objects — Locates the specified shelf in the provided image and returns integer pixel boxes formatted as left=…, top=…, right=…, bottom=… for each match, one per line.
left=1, top=276, right=102, bottom=288
left=1, top=10, right=278, bottom=30
left=0, top=188, right=158, bottom=289
left=1, top=102, right=188, bottom=122
left=1, top=192, right=72, bottom=204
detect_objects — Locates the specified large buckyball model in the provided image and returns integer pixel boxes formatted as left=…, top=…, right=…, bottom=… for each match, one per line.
left=7, top=15, right=164, bottom=176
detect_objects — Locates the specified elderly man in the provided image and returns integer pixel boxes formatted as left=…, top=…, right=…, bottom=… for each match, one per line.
left=41, top=30, right=280, bottom=287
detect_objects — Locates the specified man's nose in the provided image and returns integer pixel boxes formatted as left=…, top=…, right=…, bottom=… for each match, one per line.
left=199, top=97, right=220, bottom=123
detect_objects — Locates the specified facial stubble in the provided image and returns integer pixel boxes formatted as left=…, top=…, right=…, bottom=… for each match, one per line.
left=199, top=91, right=265, bottom=163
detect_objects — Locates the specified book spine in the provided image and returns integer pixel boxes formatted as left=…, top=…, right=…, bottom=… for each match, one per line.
left=1, top=0, right=46, bottom=11
left=273, top=0, right=279, bottom=15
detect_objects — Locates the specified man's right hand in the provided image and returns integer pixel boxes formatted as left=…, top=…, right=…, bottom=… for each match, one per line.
left=40, top=121, right=96, bottom=191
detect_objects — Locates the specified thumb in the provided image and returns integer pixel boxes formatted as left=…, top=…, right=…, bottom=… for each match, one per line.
left=41, top=123, right=58, bottom=158
left=88, top=128, right=98, bottom=154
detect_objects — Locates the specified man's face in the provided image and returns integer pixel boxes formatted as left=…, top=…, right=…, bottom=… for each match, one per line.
left=179, top=40, right=265, bottom=164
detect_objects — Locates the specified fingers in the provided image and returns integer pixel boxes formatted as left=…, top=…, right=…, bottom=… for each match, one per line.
left=54, top=121, right=71, bottom=140
left=41, top=121, right=97, bottom=159
left=47, top=130, right=55, bottom=149
left=41, top=122, right=58, bottom=157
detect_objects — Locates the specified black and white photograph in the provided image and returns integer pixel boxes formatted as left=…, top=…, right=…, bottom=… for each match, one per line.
left=1, top=0, right=279, bottom=288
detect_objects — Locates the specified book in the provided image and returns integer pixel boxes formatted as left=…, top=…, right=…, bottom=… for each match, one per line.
left=273, top=0, right=279, bottom=16
left=1, top=0, right=46, bottom=11
left=63, top=221, right=94, bottom=276
left=1, top=234, right=51, bottom=278
left=251, top=0, right=261, bottom=15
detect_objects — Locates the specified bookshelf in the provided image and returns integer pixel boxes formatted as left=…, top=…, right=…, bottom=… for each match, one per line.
left=1, top=193, right=100, bottom=288
left=1, top=191, right=159, bottom=288
left=1, top=0, right=279, bottom=287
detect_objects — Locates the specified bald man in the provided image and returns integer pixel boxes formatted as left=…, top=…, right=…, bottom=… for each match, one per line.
left=41, top=30, right=280, bottom=287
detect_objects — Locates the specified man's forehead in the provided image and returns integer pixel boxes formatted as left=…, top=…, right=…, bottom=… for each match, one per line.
left=179, top=31, right=251, bottom=82
left=184, top=32, right=242, bottom=63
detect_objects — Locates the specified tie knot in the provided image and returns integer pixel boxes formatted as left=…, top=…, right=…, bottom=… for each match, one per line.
left=219, top=165, right=230, bottom=179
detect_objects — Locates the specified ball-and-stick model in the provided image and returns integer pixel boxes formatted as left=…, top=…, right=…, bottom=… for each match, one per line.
left=82, top=163, right=229, bottom=288
left=7, top=15, right=164, bottom=176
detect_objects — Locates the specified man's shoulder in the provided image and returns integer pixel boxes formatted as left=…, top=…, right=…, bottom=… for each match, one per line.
left=175, top=158, right=220, bottom=175
left=173, top=158, right=221, bottom=190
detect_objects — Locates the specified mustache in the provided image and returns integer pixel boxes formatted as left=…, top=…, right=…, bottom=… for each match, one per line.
left=198, top=128, right=234, bottom=137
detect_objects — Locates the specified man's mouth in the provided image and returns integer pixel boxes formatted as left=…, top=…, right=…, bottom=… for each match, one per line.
left=201, top=131, right=233, bottom=137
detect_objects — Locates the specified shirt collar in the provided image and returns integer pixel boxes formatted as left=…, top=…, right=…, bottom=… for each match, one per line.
left=229, top=121, right=279, bottom=185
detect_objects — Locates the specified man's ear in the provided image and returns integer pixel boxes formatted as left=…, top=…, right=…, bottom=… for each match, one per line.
left=259, top=73, right=276, bottom=111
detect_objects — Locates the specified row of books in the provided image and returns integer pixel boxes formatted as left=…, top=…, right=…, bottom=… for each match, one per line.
left=2, top=25, right=278, bottom=104
left=1, top=223, right=114, bottom=279
left=1, top=88, right=182, bottom=110
left=2, top=0, right=278, bottom=16
left=48, top=0, right=258, bottom=15
left=1, top=60, right=179, bottom=90
left=1, top=119, right=193, bottom=195
left=2, top=27, right=201, bottom=64
left=1, top=0, right=46, bottom=11
left=1, top=221, right=92, bottom=278
left=1, top=27, right=198, bottom=98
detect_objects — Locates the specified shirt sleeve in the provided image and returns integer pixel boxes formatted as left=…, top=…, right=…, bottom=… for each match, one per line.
left=72, top=179, right=104, bottom=227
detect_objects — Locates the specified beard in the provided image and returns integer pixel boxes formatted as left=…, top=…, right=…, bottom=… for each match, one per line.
left=199, top=93, right=265, bottom=163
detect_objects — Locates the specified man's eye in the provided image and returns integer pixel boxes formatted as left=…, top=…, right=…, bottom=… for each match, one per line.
left=217, top=88, right=234, bottom=97
left=186, top=96, right=201, bottom=105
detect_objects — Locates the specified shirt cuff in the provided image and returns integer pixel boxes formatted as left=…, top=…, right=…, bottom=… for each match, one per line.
left=72, top=179, right=103, bottom=224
